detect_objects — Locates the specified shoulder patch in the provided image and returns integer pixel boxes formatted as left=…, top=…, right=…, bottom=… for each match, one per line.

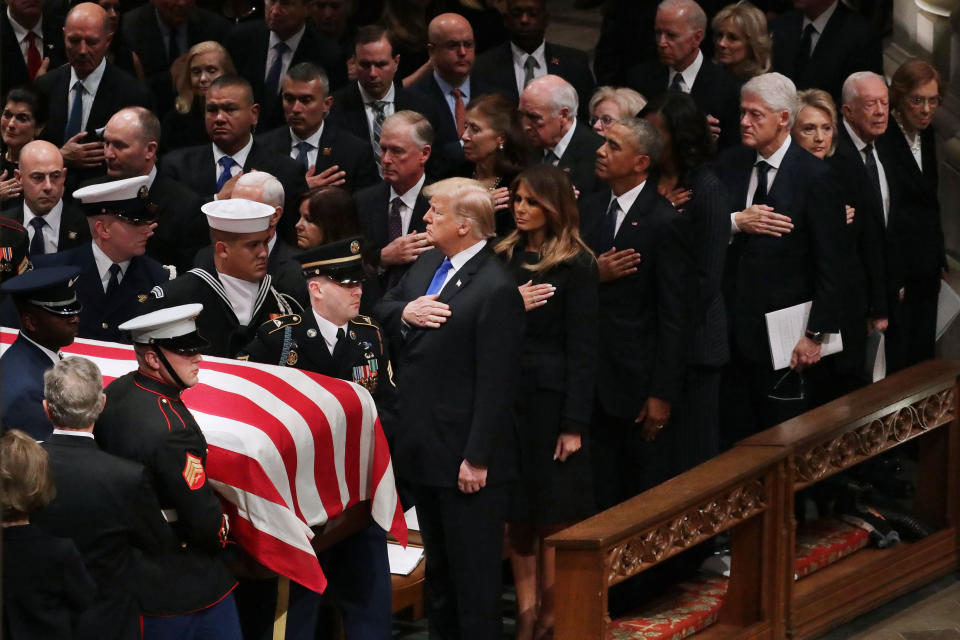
left=182, top=453, right=205, bottom=490
left=263, top=313, right=301, bottom=334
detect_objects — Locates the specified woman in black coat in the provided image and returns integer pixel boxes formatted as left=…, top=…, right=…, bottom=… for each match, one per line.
left=640, top=92, right=729, bottom=465
left=882, top=59, right=946, bottom=371
left=494, top=165, right=598, bottom=640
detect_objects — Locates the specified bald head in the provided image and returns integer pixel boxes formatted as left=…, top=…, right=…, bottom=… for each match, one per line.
left=17, top=141, right=66, bottom=216
left=64, top=3, right=111, bottom=78
left=427, top=13, right=475, bottom=86
left=104, top=108, right=161, bottom=178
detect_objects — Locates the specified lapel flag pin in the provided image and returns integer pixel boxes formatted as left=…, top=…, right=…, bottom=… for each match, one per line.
left=456, top=279, right=462, bottom=287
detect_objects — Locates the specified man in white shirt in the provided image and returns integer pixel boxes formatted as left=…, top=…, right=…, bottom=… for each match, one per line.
left=1, top=0, right=66, bottom=95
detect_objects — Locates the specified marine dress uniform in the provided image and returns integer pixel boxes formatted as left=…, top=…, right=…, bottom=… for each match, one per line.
left=94, top=303, right=240, bottom=640
left=236, top=237, right=395, bottom=640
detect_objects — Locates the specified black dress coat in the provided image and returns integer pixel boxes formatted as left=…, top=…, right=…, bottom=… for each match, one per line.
left=255, top=123, right=380, bottom=192
left=33, top=242, right=170, bottom=343
left=0, top=11, right=66, bottom=98
left=34, top=433, right=173, bottom=640
left=552, top=121, right=604, bottom=196
left=1, top=199, right=90, bottom=255
left=95, top=371, right=237, bottom=616
left=158, top=139, right=308, bottom=242
left=2, top=524, right=95, bottom=640
left=0, top=334, right=56, bottom=439
left=225, top=21, right=345, bottom=131
left=143, top=172, right=208, bottom=274
left=770, top=3, right=883, bottom=104
left=502, top=250, right=597, bottom=524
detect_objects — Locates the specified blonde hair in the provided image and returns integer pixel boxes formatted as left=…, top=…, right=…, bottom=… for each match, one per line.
left=424, top=177, right=495, bottom=239
left=796, top=89, right=838, bottom=156
left=495, top=165, right=594, bottom=274
left=174, top=41, right=236, bottom=115
left=0, top=430, right=55, bottom=521
left=588, top=86, right=648, bottom=120
left=712, top=2, right=771, bottom=78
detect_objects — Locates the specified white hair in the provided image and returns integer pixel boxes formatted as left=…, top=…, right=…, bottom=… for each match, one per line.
left=547, top=76, right=579, bottom=117
left=841, top=71, right=886, bottom=107
left=658, top=0, right=707, bottom=31
left=742, top=72, right=798, bottom=127
left=236, top=171, right=285, bottom=208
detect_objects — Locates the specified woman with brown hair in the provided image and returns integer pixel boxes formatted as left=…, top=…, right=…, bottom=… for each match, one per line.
left=461, top=93, right=531, bottom=235
left=712, top=2, right=771, bottom=80
left=2, top=429, right=95, bottom=639
left=495, top=164, right=598, bottom=640
left=161, top=41, right=237, bottom=152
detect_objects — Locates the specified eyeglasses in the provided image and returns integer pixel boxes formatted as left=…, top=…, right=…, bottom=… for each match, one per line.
left=908, top=95, right=940, bottom=108
left=589, top=114, right=617, bottom=128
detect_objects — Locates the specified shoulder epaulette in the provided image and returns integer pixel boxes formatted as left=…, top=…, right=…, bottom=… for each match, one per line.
left=350, top=314, right=375, bottom=327
left=262, top=313, right=302, bottom=334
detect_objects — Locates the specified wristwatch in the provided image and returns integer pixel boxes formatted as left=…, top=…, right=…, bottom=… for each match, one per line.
left=805, top=330, right=825, bottom=344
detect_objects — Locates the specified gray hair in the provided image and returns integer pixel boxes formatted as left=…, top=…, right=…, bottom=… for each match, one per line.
left=841, top=71, right=886, bottom=107
left=43, top=357, right=105, bottom=429
left=236, top=171, right=285, bottom=208
left=547, top=77, right=579, bottom=117
left=382, top=110, right=435, bottom=148
left=616, top=117, right=664, bottom=167
left=424, top=177, right=495, bottom=239
left=588, top=86, right=648, bottom=119
left=286, top=62, right=330, bottom=96
left=741, top=72, right=798, bottom=127
left=658, top=0, right=708, bottom=31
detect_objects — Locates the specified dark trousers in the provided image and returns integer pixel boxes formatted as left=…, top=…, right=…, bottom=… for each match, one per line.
left=412, top=482, right=509, bottom=640
left=142, top=592, right=242, bottom=640
left=591, top=406, right=648, bottom=512
left=887, top=277, right=939, bottom=373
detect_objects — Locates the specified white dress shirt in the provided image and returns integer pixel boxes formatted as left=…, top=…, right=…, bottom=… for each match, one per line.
left=52, top=429, right=94, bottom=439
left=730, top=134, right=792, bottom=233
left=547, top=118, right=578, bottom=164
left=608, top=180, right=646, bottom=237
left=218, top=272, right=259, bottom=325
left=389, top=174, right=426, bottom=236
left=433, top=239, right=487, bottom=292
left=92, top=240, right=130, bottom=292
left=359, top=82, right=396, bottom=141
left=289, top=122, right=324, bottom=169
left=7, top=8, right=43, bottom=64
left=213, top=136, right=254, bottom=185
left=668, top=49, right=703, bottom=94
left=68, top=58, right=107, bottom=134
left=265, top=25, right=305, bottom=83
left=843, top=118, right=890, bottom=224
left=23, top=200, right=63, bottom=254
left=512, top=41, right=547, bottom=95
left=314, top=310, right=347, bottom=355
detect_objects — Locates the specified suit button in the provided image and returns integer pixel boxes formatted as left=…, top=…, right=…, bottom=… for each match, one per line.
left=101, top=323, right=109, bottom=329
left=161, top=398, right=168, bottom=404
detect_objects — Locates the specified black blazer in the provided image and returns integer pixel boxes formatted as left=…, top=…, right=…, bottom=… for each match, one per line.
left=33, top=242, right=170, bottom=342
left=1, top=199, right=90, bottom=254
left=0, top=11, right=66, bottom=97
left=121, top=5, right=232, bottom=113
left=144, top=172, right=208, bottom=274
left=375, top=245, right=526, bottom=487
left=356, top=179, right=430, bottom=293
left=473, top=41, right=596, bottom=121
left=34, top=434, right=173, bottom=640
left=553, top=121, right=604, bottom=196
left=580, top=182, right=693, bottom=417
left=158, top=138, right=308, bottom=242
left=879, top=122, right=945, bottom=285
left=255, top=123, right=380, bottom=192
left=625, top=56, right=742, bottom=149
left=770, top=3, right=882, bottom=103
left=226, top=21, right=345, bottom=130
left=715, top=140, right=845, bottom=364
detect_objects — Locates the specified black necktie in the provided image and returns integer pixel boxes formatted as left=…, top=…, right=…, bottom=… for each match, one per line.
left=669, top=72, right=684, bottom=93
left=106, top=263, right=121, bottom=296
left=331, top=327, right=347, bottom=359
left=795, top=23, right=816, bottom=77
left=599, top=198, right=619, bottom=253
left=862, top=142, right=882, bottom=202
left=753, top=160, right=771, bottom=205
left=388, top=197, right=403, bottom=242
left=28, top=217, right=45, bottom=256
left=167, top=27, right=181, bottom=62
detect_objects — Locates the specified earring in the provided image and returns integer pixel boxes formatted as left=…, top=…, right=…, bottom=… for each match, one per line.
left=498, top=140, right=504, bottom=150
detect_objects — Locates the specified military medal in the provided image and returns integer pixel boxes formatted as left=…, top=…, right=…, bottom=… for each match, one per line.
left=287, top=351, right=299, bottom=366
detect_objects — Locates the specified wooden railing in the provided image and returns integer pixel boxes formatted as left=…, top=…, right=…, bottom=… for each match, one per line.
left=548, top=360, right=960, bottom=640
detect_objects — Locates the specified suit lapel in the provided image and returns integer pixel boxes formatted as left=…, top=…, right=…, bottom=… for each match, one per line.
left=200, top=146, right=217, bottom=194
left=766, top=142, right=798, bottom=207
left=436, top=244, right=489, bottom=305
left=411, top=192, right=429, bottom=233
left=88, top=65, right=117, bottom=133
left=48, top=69, right=70, bottom=139
left=78, top=243, right=106, bottom=307
left=613, top=182, right=657, bottom=246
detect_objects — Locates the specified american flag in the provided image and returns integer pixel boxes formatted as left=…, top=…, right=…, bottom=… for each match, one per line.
left=0, top=329, right=408, bottom=593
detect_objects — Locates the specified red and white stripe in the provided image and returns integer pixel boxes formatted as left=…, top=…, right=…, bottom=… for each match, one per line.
left=0, top=329, right=407, bottom=593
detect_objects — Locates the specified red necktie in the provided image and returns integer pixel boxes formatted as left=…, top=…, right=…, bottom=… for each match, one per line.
left=25, top=32, right=41, bottom=81
left=451, top=88, right=466, bottom=137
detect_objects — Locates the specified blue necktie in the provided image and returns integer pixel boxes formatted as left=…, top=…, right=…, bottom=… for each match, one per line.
left=265, top=41, right=289, bottom=96
left=64, top=80, right=84, bottom=139
left=295, top=140, right=311, bottom=170
left=216, top=156, right=237, bottom=191
left=599, top=198, right=619, bottom=253
left=425, top=258, right=453, bottom=295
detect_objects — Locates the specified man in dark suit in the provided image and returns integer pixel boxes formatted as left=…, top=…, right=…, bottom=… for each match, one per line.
left=356, top=111, right=433, bottom=298
left=34, top=3, right=153, bottom=185
left=120, top=0, right=232, bottom=114
left=35, top=175, right=170, bottom=343
left=473, top=0, right=595, bottom=122
left=34, top=357, right=172, bottom=640
left=579, top=118, right=692, bottom=507
left=716, top=72, right=844, bottom=438
left=159, top=74, right=308, bottom=242
left=256, top=62, right=379, bottom=193
left=325, top=25, right=442, bottom=177
left=770, top=0, right=882, bottom=103
left=518, top=74, right=603, bottom=195
left=625, top=0, right=741, bottom=148
left=103, top=107, right=207, bottom=273
left=376, top=178, right=525, bottom=640
left=1, top=0, right=66, bottom=97
left=5, top=141, right=89, bottom=257
left=225, top=0, right=344, bottom=131
left=0, top=266, right=81, bottom=440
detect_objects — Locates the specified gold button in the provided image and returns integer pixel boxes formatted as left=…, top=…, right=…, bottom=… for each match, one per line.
left=161, top=398, right=167, bottom=404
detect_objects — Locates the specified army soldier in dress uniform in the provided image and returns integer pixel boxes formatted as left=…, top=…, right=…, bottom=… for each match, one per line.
left=0, top=215, right=32, bottom=325
left=0, top=266, right=81, bottom=439
left=237, top=236, right=395, bottom=640
left=144, top=199, right=302, bottom=358
left=94, top=303, right=242, bottom=640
